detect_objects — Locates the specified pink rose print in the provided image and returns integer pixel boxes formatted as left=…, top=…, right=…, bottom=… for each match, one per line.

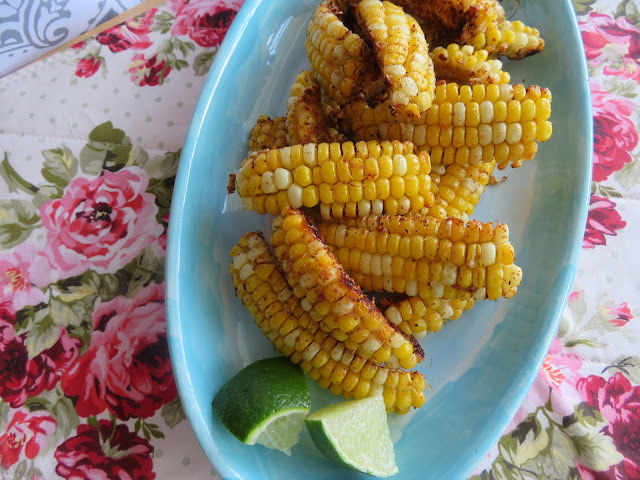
left=128, top=53, right=172, bottom=86
left=577, top=373, right=640, bottom=479
left=0, top=409, right=57, bottom=469
left=39, top=168, right=162, bottom=279
left=583, top=195, right=626, bottom=249
left=0, top=316, right=81, bottom=408
left=580, top=12, right=640, bottom=83
left=96, top=9, right=157, bottom=53
left=605, top=302, right=633, bottom=327
left=0, top=243, right=45, bottom=311
left=75, top=56, right=102, bottom=78
left=55, top=420, right=155, bottom=480
left=170, top=0, right=242, bottom=47
left=539, top=338, right=583, bottom=393
left=591, top=85, right=639, bottom=182
left=61, top=284, right=176, bottom=420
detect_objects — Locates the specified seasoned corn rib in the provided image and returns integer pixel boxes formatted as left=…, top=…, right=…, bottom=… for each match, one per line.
left=385, top=296, right=475, bottom=339
left=471, top=20, right=545, bottom=60
left=354, top=0, right=435, bottom=118
left=391, top=0, right=505, bottom=47
left=344, top=82, right=552, bottom=169
left=270, top=207, right=424, bottom=369
left=229, top=232, right=425, bottom=413
left=317, top=215, right=522, bottom=301
left=286, top=70, right=346, bottom=145
left=248, top=116, right=288, bottom=152
left=430, top=44, right=509, bottom=85
left=231, top=140, right=435, bottom=219
left=306, top=0, right=384, bottom=105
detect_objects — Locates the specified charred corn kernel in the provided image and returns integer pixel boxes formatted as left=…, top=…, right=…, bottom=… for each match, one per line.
left=354, top=0, right=435, bottom=117
left=248, top=116, right=288, bottom=152
left=271, top=208, right=424, bottom=367
left=305, top=0, right=383, bottom=105
left=233, top=141, right=432, bottom=218
left=286, top=70, right=345, bottom=145
left=430, top=44, right=510, bottom=85
left=318, top=215, right=521, bottom=300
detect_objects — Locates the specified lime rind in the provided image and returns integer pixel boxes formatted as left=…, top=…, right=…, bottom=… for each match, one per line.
left=305, top=397, right=398, bottom=477
left=212, top=357, right=311, bottom=454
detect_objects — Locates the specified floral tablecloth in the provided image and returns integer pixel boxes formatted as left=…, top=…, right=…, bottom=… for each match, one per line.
left=0, top=0, right=638, bottom=478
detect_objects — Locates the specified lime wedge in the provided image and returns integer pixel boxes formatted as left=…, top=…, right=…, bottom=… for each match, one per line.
left=212, top=356, right=311, bottom=454
left=305, top=396, right=399, bottom=477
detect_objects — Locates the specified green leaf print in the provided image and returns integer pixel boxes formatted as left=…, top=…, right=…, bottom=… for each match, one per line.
left=115, top=247, right=165, bottom=297
left=536, top=426, right=577, bottom=479
left=24, top=314, right=60, bottom=357
left=32, top=184, right=63, bottom=209
left=498, top=412, right=550, bottom=468
left=79, top=121, right=133, bottom=174
left=563, top=402, right=605, bottom=430
left=572, top=0, right=596, bottom=15
left=0, top=199, right=40, bottom=249
left=151, top=11, right=175, bottom=34
left=564, top=407, right=622, bottom=472
left=161, top=395, right=186, bottom=428
left=603, top=355, right=640, bottom=383
left=41, top=146, right=78, bottom=188
left=193, top=51, right=216, bottom=76
left=614, top=0, right=640, bottom=28
left=615, top=159, right=640, bottom=191
left=0, top=153, right=39, bottom=195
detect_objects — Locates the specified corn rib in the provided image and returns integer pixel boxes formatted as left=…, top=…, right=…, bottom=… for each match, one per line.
left=317, top=214, right=522, bottom=301
left=229, top=231, right=426, bottom=413
left=231, top=140, right=435, bottom=219
left=270, top=207, right=425, bottom=369
left=248, top=116, right=288, bottom=152
left=354, top=0, right=435, bottom=118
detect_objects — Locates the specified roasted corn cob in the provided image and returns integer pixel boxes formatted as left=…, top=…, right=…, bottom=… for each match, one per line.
left=354, top=0, right=435, bottom=118
left=270, top=207, right=424, bottom=369
left=344, top=82, right=552, bottom=169
left=248, top=116, right=288, bottom=152
left=306, top=0, right=384, bottom=105
left=430, top=44, right=509, bottom=85
left=317, top=215, right=522, bottom=301
left=286, top=70, right=345, bottom=145
left=230, top=140, right=435, bottom=219
left=230, top=231, right=425, bottom=413
left=385, top=296, right=474, bottom=338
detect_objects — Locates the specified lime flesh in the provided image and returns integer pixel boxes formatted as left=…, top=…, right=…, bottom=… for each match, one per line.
left=305, top=396, right=399, bottom=477
left=212, top=356, right=311, bottom=454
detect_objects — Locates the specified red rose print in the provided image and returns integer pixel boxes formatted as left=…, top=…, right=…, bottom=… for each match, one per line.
left=75, top=56, right=102, bottom=78
left=38, top=168, right=163, bottom=279
left=583, top=195, right=626, bottom=249
left=605, top=302, right=633, bottom=327
left=0, top=409, right=56, bottom=469
left=71, top=41, right=85, bottom=49
left=581, top=12, right=640, bottom=83
left=170, top=0, right=242, bottom=47
left=591, top=85, right=639, bottom=182
left=61, top=284, right=176, bottom=420
left=577, top=373, right=640, bottom=479
left=96, top=9, right=157, bottom=53
left=0, top=317, right=81, bottom=407
left=55, top=420, right=155, bottom=480
left=128, top=53, right=172, bottom=86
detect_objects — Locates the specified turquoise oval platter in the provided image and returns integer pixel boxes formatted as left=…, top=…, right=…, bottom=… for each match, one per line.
left=165, top=0, right=593, bottom=478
